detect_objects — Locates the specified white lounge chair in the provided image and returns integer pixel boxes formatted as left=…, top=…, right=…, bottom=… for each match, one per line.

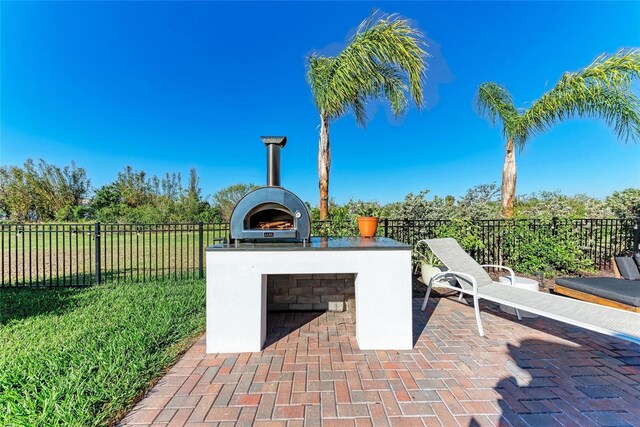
left=419, top=238, right=640, bottom=345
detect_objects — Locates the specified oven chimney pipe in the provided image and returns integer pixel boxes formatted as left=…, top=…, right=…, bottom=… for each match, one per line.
left=260, top=136, right=286, bottom=187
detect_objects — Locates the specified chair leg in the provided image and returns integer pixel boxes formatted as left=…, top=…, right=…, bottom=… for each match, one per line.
left=515, top=308, right=522, bottom=321
left=421, top=281, right=433, bottom=311
left=458, top=292, right=464, bottom=301
left=473, top=294, right=485, bottom=337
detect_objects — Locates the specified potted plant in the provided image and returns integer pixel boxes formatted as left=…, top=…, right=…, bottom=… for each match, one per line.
left=349, top=200, right=382, bottom=238
left=415, top=247, right=441, bottom=285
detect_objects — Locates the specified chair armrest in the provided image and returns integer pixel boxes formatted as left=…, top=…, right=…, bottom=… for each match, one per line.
left=481, top=264, right=515, bottom=285
left=430, top=271, right=479, bottom=295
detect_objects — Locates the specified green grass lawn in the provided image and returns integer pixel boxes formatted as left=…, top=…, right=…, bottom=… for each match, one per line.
left=0, top=279, right=205, bottom=426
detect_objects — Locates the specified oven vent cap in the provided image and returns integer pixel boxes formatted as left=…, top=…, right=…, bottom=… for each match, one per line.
left=260, top=136, right=287, bottom=147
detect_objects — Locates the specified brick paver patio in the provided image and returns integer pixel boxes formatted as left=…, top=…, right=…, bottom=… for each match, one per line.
left=121, top=296, right=640, bottom=426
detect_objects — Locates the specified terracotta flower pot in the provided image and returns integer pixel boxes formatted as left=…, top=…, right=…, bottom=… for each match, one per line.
left=357, top=217, right=379, bottom=238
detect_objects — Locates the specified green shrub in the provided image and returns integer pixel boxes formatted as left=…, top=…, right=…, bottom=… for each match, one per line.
left=435, top=218, right=485, bottom=251
left=502, top=222, right=593, bottom=276
left=605, top=188, right=640, bottom=218
left=347, top=199, right=383, bottom=218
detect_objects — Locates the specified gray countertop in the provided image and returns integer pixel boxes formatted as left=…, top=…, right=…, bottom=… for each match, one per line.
left=206, top=237, right=411, bottom=251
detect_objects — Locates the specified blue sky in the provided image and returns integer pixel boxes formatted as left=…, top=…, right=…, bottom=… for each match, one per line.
left=1, top=1, right=639, bottom=205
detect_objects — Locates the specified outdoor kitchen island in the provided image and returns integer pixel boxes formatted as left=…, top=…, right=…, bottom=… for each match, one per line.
left=206, top=237, right=413, bottom=353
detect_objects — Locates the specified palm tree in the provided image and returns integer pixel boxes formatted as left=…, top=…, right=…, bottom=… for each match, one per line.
left=307, top=13, right=427, bottom=220
left=475, top=49, right=640, bottom=218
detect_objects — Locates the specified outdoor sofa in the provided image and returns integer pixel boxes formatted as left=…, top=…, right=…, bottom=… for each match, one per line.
left=555, top=255, right=640, bottom=313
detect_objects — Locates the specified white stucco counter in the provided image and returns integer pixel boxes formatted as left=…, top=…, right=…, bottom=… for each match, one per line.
left=206, top=237, right=413, bottom=353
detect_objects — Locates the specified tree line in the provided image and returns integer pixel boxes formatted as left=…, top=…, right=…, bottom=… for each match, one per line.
left=1, top=159, right=637, bottom=223
left=0, top=159, right=256, bottom=223
left=311, top=184, right=640, bottom=223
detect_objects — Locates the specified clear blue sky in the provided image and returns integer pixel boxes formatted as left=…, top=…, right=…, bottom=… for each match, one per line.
left=1, top=1, right=639, bottom=205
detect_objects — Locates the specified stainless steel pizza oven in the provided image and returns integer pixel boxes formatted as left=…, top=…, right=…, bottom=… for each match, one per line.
left=229, top=136, right=311, bottom=243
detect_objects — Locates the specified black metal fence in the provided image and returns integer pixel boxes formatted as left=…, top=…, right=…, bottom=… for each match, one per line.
left=1, top=222, right=228, bottom=287
left=2, top=218, right=638, bottom=287
left=390, top=218, right=639, bottom=269
left=312, top=217, right=640, bottom=269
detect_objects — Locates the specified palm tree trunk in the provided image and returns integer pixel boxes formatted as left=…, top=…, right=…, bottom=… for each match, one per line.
left=501, top=138, right=516, bottom=218
left=318, top=113, right=331, bottom=220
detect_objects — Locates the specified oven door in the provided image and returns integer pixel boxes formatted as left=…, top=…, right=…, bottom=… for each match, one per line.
left=239, top=229, right=299, bottom=240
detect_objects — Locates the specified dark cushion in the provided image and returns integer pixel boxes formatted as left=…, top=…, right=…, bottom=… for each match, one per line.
left=634, top=253, right=640, bottom=269
left=615, top=257, right=640, bottom=280
left=555, top=277, right=640, bottom=307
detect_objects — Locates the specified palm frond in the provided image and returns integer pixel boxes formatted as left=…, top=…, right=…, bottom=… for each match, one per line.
left=567, top=48, right=640, bottom=92
left=519, top=83, right=640, bottom=145
left=345, top=13, right=426, bottom=107
left=306, top=54, right=335, bottom=114
left=520, top=48, right=640, bottom=147
left=474, top=82, right=519, bottom=139
left=355, top=62, right=408, bottom=124
left=306, top=13, right=427, bottom=125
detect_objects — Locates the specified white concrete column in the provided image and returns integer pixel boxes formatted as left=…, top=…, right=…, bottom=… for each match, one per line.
left=354, top=250, right=413, bottom=350
left=206, top=254, right=265, bottom=353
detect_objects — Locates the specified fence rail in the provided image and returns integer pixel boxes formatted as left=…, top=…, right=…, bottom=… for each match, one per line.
left=1, top=222, right=228, bottom=287
left=312, top=218, right=639, bottom=269
left=2, top=218, right=639, bottom=288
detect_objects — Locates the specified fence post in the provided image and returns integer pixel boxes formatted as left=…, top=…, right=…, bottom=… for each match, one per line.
left=384, top=219, right=389, bottom=238
left=94, top=222, right=101, bottom=284
left=198, top=222, right=204, bottom=279
left=403, top=219, right=409, bottom=244
left=633, top=217, right=640, bottom=255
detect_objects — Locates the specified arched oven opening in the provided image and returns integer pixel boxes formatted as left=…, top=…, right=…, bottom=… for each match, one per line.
left=246, top=203, right=294, bottom=230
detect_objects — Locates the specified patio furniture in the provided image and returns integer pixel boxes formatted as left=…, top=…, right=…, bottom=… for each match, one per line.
left=419, top=238, right=640, bottom=345
left=614, top=255, right=640, bottom=280
left=554, top=277, right=640, bottom=313
left=498, top=275, right=539, bottom=318
left=554, top=257, right=640, bottom=313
